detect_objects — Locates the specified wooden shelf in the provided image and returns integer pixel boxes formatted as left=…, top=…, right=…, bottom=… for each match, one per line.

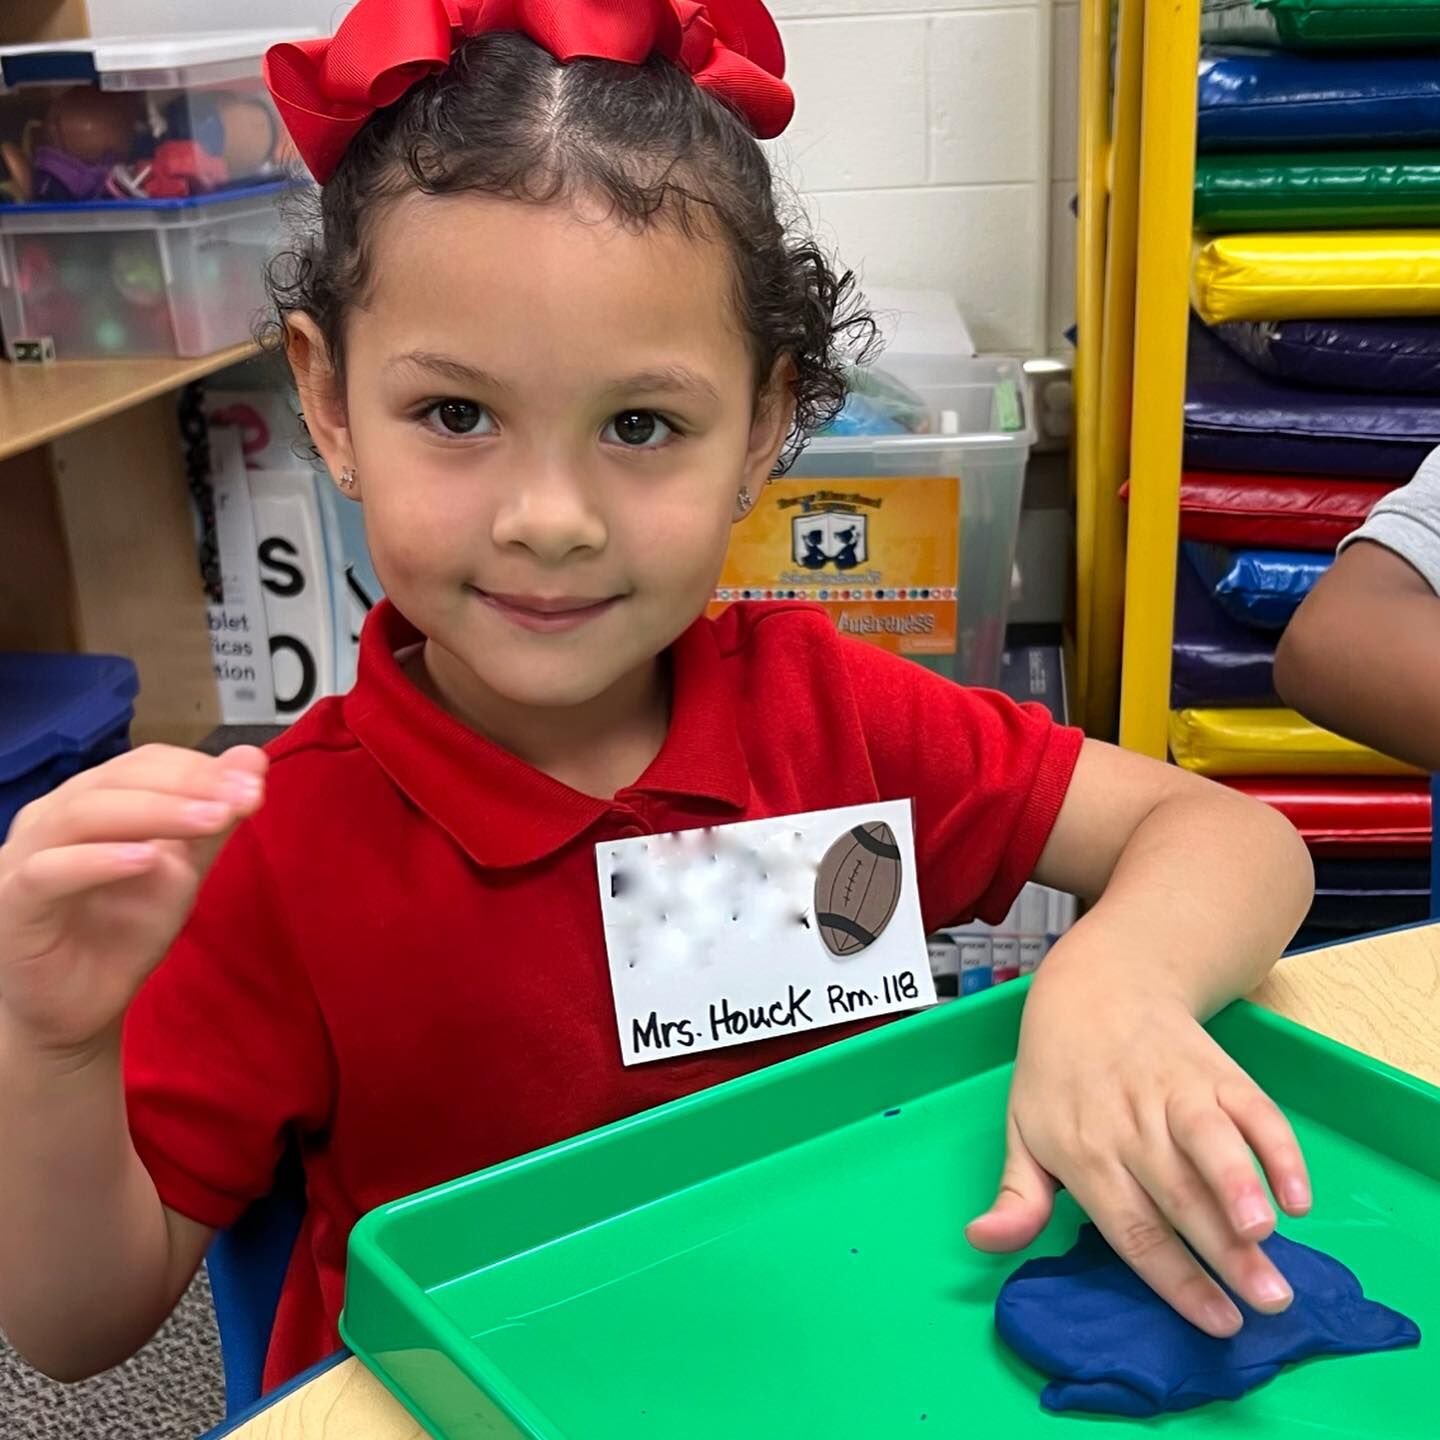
left=0, top=1, right=230, bottom=748
left=0, top=342, right=259, bottom=464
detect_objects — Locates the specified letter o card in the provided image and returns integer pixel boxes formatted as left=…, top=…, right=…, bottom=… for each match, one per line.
left=596, top=800, right=936, bottom=1065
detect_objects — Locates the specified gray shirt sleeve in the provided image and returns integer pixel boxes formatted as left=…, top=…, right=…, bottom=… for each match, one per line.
left=1338, top=445, right=1440, bottom=595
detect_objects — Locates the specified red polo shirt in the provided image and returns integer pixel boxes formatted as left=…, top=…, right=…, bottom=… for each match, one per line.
left=123, top=600, right=1081, bottom=1392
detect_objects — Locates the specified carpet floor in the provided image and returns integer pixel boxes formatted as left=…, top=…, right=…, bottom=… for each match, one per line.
left=0, top=1270, right=224, bottom=1439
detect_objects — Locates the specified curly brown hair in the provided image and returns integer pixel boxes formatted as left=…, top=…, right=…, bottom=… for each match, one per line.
left=262, top=30, right=875, bottom=471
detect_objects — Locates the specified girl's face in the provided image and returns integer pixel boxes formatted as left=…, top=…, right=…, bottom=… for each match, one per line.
left=292, top=191, right=792, bottom=720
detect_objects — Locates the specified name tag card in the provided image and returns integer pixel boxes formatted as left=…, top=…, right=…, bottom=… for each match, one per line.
left=596, top=800, right=936, bottom=1066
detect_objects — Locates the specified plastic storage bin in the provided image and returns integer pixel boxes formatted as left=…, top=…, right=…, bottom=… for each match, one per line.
left=0, top=651, right=137, bottom=840
left=713, top=353, right=1033, bottom=688
left=0, top=182, right=288, bottom=358
left=0, top=30, right=312, bottom=208
left=799, top=353, right=1033, bottom=686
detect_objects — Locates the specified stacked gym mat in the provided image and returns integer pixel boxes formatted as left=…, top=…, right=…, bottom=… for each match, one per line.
left=1173, top=3, right=1440, bottom=941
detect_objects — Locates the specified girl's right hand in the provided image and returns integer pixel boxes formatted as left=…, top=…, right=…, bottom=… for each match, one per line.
left=0, top=745, right=268, bottom=1061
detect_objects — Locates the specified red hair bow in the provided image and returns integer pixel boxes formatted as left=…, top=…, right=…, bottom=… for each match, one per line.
left=265, top=0, right=794, bottom=183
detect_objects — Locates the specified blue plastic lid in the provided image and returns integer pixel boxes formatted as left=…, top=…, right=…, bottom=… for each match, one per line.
left=0, top=652, right=139, bottom=784
left=0, top=178, right=293, bottom=218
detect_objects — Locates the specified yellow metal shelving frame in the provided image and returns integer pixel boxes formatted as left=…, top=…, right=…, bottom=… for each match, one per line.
left=1072, top=0, right=1201, bottom=755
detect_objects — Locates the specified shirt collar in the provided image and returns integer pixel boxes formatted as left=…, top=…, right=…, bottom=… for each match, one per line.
left=344, top=601, right=751, bottom=869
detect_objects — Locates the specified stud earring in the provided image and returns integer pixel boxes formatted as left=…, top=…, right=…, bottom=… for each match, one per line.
left=338, top=466, right=357, bottom=492
left=737, top=484, right=754, bottom=513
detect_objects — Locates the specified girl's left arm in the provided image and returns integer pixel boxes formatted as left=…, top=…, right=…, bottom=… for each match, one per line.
left=966, top=738, right=1315, bottom=1338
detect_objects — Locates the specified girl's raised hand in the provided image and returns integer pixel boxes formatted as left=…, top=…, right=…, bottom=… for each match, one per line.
left=966, top=967, right=1313, bottom=1337
left=0, top=745, right=267, bottom=1061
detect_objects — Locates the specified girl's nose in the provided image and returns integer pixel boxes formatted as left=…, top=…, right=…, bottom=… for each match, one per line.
left=491, top=462, right=607, bottom=562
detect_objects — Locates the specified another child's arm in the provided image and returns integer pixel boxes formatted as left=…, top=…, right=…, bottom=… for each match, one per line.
left=0, top=745, right=266, bottom=1379
left=1275, top=449, right=1440, bottom=771
left=1276, top=541, right=1440, bottom=771
left=967, top=740, right=1314, bottom=1337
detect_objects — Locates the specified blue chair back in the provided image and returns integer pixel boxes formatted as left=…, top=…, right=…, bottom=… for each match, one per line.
left=206, top=1150, right=306, bottom=1415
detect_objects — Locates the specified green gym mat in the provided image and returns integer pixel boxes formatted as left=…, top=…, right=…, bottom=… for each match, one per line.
left=341, top=981, right=1439, bottom=1438
left=1202, top=0, right=1440, bottom=50
left=1196, top=151, right=1440, bottom=231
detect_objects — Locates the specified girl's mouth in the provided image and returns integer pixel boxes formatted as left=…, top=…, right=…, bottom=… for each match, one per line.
left=471, top=588, right=621, bottom=633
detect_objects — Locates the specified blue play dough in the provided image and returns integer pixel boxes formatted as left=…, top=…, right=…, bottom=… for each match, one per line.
left=996, top=1224, right=1420, bottom=1417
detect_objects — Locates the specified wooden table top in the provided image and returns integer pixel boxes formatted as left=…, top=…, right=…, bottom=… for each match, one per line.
left=230, top=923, right=1440, bottom=1438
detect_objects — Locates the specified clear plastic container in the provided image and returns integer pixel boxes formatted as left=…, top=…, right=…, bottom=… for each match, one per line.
left=0, top=30, right=313, bottom=208
left=0, top=182, right=286, bottom=358
left=784, top=353, right=1034, bottom=687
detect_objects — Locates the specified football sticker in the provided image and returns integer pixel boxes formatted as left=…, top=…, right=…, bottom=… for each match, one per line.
left=814, top=821, right=903, bottom=957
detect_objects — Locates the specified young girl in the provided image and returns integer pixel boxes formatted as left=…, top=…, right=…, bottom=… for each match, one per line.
left=0, top=0, right=1314, bottom=1396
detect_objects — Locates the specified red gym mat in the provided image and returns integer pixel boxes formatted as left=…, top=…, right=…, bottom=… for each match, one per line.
left=1223, top=777, right=1432, bottom=855
left=1120, top=472, right=1396, bottom=550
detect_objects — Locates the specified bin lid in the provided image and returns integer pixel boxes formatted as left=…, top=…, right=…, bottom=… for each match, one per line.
left=0, top=177, right=294, bottom=226
left=0, top=652, right=138, bottom=785
left=0, top=28, right=317, bottom=91
left=867, top=286, right=976, bottom=360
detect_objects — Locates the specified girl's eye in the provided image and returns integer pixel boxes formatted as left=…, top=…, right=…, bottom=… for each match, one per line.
left=422, top=400, right=494, bottom=437
left=604, top=410, right=676, bottom=449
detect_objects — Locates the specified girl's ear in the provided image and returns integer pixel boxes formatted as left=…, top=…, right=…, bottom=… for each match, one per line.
left=737, top=356, right=797, bottom=518
left=287, top=313, right=358, bottom=493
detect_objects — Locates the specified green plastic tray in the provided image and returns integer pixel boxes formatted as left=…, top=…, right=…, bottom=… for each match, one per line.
left=340, top=984, right=1439, bottom=1438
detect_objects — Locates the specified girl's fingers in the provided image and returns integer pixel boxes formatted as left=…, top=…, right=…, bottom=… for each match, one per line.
left=1219, top=1082, right=1312, bottom=1219
left=50, top=745, right=266, bottom=805
left=1125, top=1139, right=1293, bottom=1319
left=6, top=842, right=160, bottom=910
left=1066, top=1166, right=1243, bottom=1338
left=185, top=814, right=251, bottom=880
left=966, top=1114, right=1057, bottom=1254
left=1167, top=1095, right=1276, bottom=1240
left=17, top=789, right=244, bottom=855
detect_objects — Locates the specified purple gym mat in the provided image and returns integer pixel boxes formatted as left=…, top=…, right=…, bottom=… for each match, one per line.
left=1214, top=317, right=1440, bottom=395
left=1172, top=548, right=1279, bottom=708
left=1186, top=317, right=1440, bottom=478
